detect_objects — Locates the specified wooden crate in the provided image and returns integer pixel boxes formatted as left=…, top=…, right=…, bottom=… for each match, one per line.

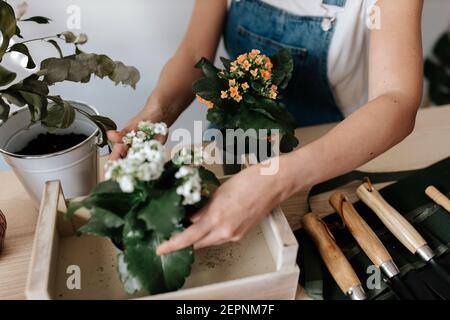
left=25, top=180, right=300, bottom=300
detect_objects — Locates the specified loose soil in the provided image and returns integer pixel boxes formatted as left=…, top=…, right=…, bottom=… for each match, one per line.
left=15, top=133, right=89, bottom=156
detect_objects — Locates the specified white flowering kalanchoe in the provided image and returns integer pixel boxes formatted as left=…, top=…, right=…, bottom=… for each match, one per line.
left=105, top=121, right=168, bottom=193
left=175, top=166, right=202, bottom=205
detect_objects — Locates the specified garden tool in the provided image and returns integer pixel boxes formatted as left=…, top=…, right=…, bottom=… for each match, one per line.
left=426, top=186, right=450, bottom=214
left=302, top=212, right=367, bottom=300
left=329, top=192, right=416, bottom=300
left=357, top=181, right=450, bottom=299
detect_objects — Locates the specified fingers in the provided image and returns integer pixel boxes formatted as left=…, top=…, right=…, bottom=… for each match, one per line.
left=194, top=232, right=229, bottom=250
left=156, top=218, right=210, bottom=256
left=109, top=144, right=128, bottom=160
left=107, top=130, right=124, bottom=144
left=190, top=210, right=206, bottom=223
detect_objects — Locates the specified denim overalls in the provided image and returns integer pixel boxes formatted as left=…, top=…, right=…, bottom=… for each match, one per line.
left=224, top=0, right=347, bottom=127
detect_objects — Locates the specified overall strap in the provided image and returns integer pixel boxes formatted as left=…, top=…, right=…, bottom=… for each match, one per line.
left=322, top=0, right=347, bottom=7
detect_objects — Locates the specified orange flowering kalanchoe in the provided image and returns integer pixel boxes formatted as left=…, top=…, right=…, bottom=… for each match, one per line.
left=197, top=49, right=279, bottom=109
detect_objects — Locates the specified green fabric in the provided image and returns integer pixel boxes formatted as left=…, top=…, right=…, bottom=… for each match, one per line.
left=296, top=157, right=450, bottom=300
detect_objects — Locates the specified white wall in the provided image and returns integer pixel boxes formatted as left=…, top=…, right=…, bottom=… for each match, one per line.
left=1, top=0, right=449, bottom=170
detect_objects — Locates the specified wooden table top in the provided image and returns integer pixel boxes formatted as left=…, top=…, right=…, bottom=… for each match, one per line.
left=1, top=105, right=450, bottom=300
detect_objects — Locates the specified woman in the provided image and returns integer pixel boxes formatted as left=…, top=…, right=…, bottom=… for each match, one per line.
left=108, top=0, right=424, bottom=255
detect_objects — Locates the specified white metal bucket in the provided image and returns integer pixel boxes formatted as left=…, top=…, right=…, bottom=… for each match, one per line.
left=0, top=101, right=100, bottom=208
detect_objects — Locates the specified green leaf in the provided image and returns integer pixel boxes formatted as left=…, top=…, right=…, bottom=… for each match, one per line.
left=40, top=57, right=71, bottom=84
left=67, top=59, right=92, bottom=83
left=270, top=48, right=294, bottom=89
left=0, top=96, right=10, bottom=121
left=195, top=57, right=220, bottom=79
left=0, top=65, right=17, bottom=86
left=66, top=181, right=140, bottom=219
left=65, top=201, right=85, bottom=220
left=206, top=107, right=226, bottom=127
left=108, top=61, right=141, bottom=89
left=138, top=189, right=184, bottom=237
left=118, top=233, right=194, bottom=294
left=90, top=180, right=123, bottom=195
left=46, top=40, right=63, bottom=58
left=89, top=114, right=117, bottom=147
left=21, top=75, right=50, bottom=96
left=192, top=77, right=223, bottom=104
left=42, top=100, right=75, bottom=129
left=252, top=108, right=277, bottom=121
left=233, top=109, right=283, bottom=133
left=2, top=92, right=25, bottom=107
left=198, top=166, right=220, bottom=187
left=59, top=31, right=77, bottom=43
left=75, top=33, right=88, bottom=45
left=280, top=132, right=299, bottom=153
left=18, top=90, right=47, bottom=121
left=9, top=43, right=36, bottom=69
left=0, top=30, right=10, bottom=60
left=94, top=54, right=115, bottom=78
left=117, top=252, right=143, bottom=293
left=0, top=1, right=17, bottom=39
left=220, top=57, right=232, bottom=70
left=91, top=115, right=117, bottom=131
left=21, top=16, right=51, bottom=24
left=78, top=207, right=125, bottom=238
left=122, top=211, right=146, bottom=247
left=15, top=25, right=23, bottom=39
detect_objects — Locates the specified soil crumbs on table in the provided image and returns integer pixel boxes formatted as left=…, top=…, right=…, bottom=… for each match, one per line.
left=15, top=133, right=89, bottom=156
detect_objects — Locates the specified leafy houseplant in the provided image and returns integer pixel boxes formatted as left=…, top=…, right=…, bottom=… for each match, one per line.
left=0, top=0, right=140, bottom=147
left=425, top=30, right=450, bottom=105
left=0, top=0, right=140, bottom=205
left=66, top=121, right=220, bottom=295
left=193, top=48, right=299, bottom=159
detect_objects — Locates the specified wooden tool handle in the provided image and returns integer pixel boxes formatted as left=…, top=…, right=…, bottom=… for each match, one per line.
left=302, top=213, right=362, bottom=295
left=426, top=186, right=450, bottom=213
left=356, top=183, right=427, bottom=254
left=329, top=192, right=392, bottom=268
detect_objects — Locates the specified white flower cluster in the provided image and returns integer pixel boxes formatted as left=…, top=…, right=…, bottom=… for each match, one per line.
left=175, top=166, right=202, bottom=205
left=172, top=147, right=203, bottom=166
left=123, top=122, right=168, bottom=146
left=105, top=121, right=168, bottom=193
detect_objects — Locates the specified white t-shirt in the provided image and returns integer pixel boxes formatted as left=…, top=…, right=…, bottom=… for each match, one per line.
left=261, top=0, right=377, bottom=116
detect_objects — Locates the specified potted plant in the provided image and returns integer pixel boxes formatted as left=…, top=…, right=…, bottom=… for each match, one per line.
left=66, top=121, right=220, bottom=295
left=0, top=1, right=140, bottom=206
left=193, top=48, right=299, bottom=175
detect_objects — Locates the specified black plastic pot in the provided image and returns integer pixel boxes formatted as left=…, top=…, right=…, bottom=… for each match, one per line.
left=220, top=129, right=274, bottom=176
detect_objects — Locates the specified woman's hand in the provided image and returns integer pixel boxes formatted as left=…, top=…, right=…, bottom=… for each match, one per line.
left=107, top=101, right=166, bottom=160
left=156, top=161, right=291, bottom=255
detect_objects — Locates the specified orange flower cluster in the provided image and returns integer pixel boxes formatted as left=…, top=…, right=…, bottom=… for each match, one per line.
left=222, top=49, right=278, bottom=102
left=196, top=95, right=214, bottom=109
left=196, top=49, right=280, bottom=110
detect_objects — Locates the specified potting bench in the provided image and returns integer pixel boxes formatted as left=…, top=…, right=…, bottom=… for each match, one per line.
left=1, top=105, right=450, bottom=300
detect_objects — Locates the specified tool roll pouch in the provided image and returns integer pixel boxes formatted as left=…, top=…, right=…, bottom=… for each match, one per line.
left=296, top=157, right=450, bottom=300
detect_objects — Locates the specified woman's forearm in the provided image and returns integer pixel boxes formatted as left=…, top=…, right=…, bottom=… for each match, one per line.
left=147, top=51, right=206, bottom=126
left=142, top=0, right=227, bottom=126
left=278, top=92, right=420, bottom=200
